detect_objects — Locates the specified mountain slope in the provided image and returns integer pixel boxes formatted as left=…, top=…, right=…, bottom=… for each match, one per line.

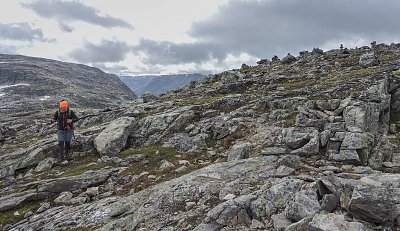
left=0, top=54, right=136, bottom=113
left=1, top=43, right=400, bottom=230
left=120, top=73, right=204, bottom=96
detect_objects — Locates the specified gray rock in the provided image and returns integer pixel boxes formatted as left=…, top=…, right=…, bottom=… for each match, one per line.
left=282, top=127, right=311, bottom=149
left=281, top=53, right=296, bottom=64
left=159, top=159, right=175, bottom=172
left=291, top=130, right=319, bottom=156
left=308, top=213, right=366, bottom=231
left=249, top=198, right=275, bottom=222
left=275, top=165, right=295, bottom=177
left=94, top=117, right=136, bottom=156
left=263, top=179, right=304, bottom=211
left=227, top=142, right=253, bottom=161
left=349, top=184, right=397, bottom=225
left=329, top=149, right=361, bottom=164
left=35, top=157, right=57, bottom=172
left=38, top=169, right=113, bottom=193
left=341, top=132, right=368, bottom=150
left=359, top=52, right=379, bottom=67
left=54, top=191, right=73, bottom=204
left=285, top=217, right=312, bottom=231
left=315, top=100, right=340, bottom=111
left=271, top=213, right=292, bottom=231
left=369, top=136, right=394, bottom=169
left=0, top=190, right=37, bottom=212
left=204, top=195, right=253, bottom=227
left=320, top=194, right=338, bottom=212
left=36, top=202, right=50, bottom=213
left=285, top=190, right=321, bottom=222
left=250, top=219, right=265, bottom=229
left=141, top=92, right=159, bottom=103
left=277, top=155, right=301, bottom=170
left=344, top=106, right=367, bottom=132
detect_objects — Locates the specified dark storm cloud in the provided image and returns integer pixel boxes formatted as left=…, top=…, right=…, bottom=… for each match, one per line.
left=134, top=39, right=226, bottom=65
left=188, top=0, right=400, bottom=58
left=22, top=0, right=134, bottom=30
left=68, top=40, right=133, bottom=63
left=0, top=23, right=47, bottom=41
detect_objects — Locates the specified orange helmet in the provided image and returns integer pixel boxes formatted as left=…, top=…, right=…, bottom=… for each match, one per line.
left=59, top=100, right=68, bottom=110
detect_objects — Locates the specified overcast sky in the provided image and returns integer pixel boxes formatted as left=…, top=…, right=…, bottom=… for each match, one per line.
left=1, top=0, right=400, bottom=75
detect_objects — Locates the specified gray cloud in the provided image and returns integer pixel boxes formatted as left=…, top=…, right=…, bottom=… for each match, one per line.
left=188, top=0, right=400, bottom=58
left=93, top=63, right=128, bottom=72
left=22, top=0, right=134, bottom=30
left=0, top=45, right=17, bottom=54
left=134, top=39, right=226, bottom=65
left=0, top=23, right=47, bottom=41
left=68, top=40, right=133, bottom=63
left=136, top=0, right=400, bottom=67
left=58, top=23, right=74, bottom=33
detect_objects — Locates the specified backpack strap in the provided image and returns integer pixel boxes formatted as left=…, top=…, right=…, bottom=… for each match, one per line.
left=57, top=109, right=73, bottom=118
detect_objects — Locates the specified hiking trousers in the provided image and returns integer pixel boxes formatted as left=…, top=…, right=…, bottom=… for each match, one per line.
left=57, top=130, right=74, bottom=161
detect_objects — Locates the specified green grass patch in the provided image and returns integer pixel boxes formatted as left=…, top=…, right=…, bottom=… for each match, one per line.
left=76, top=118, right=103, bottom=130
left=275, top=78, right=316, bottom=91
left=349, top=67, right=376, bottom=76
left=0, top=201, right=40, bottom=227
left=42, top=155, right=108, bottom=178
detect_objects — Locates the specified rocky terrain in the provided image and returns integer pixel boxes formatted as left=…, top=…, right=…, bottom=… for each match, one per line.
left=0, top=54, right=136, bottom=114
left=1, top=42, right=400, bottom=230
left=120, top=73, right=204, bottom=96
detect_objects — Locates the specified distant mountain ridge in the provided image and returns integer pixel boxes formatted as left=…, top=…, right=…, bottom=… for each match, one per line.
left=120, top=73, right=205, bottom=96
left=0, top=54, right=136, bottom=113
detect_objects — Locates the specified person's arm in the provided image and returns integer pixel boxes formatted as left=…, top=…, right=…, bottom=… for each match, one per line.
left=51, top=111, right=58, bottom=123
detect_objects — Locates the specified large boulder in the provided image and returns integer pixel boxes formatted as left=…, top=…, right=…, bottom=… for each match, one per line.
left=348, top=183, right=398, bottom=225
left=37, top=169, right=114, bottom=193
left=94, top=117, right=136, bottom=156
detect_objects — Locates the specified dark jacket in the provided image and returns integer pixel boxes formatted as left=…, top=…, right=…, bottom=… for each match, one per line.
left=52, top=108, right=79, bottom=130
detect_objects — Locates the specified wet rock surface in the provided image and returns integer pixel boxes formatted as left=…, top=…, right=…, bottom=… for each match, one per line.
left=1, top=43, right=400, bottom=230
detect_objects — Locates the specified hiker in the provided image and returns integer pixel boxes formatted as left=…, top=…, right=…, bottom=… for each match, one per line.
left=51, top=99, right=79, bottom=163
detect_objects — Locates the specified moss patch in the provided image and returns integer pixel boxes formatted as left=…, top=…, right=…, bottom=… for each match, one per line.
left=174, top=95, right=226, bottom=107
left=41, top=154, right=107, bottom=178
left=0, top=201, right=40, bottom=227
left=76, top=118, right=103, bottom=130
